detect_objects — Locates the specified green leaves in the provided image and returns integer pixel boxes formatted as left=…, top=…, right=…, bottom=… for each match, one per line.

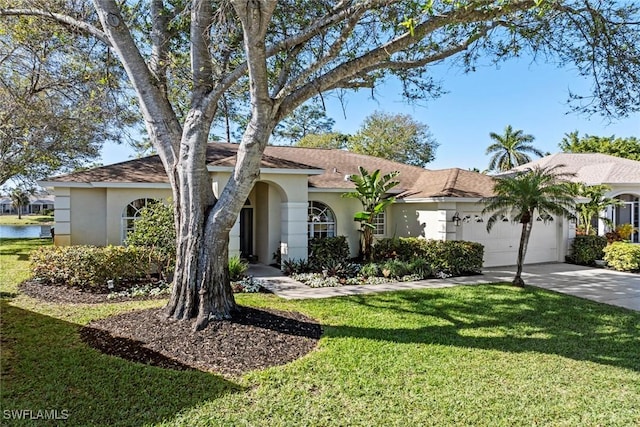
left=347, top=112, right=438, bottom=168
left=342, top=166, right=400, bottom=260
left=482, top=165, right=576, bottom=233
left=559, top=132, right=640, bottom=161
left=486, top=125, right=543, bottom=172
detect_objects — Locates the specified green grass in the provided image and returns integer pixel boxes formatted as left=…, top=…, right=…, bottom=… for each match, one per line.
left=0, top=215, right=54, bottom=225
left=0, top=238, right=51, bottom=296
left=1, top=239, right=639, bottom=426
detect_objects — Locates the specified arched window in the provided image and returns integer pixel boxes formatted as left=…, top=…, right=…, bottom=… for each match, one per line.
left=308, top=201, right=336, bottom=239
left=122, top=198, right=159, bottom=241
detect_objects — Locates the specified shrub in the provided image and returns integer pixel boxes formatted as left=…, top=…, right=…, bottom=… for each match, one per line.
left=605, top=230, right=623, bottom=244
left=409, top=258, right=432, bottom=279
left=282, top=258, right=312, bottom=275
left=124, top=201, right=175, bottom=279
left=231, top=276, right=264, bottom=293
left=309, top=236, right=350, bottom=267
left=322, top=260, right=360, bottom=279
left=603, top=242, right=640, bottom=272
left=373, top=237, right=423, bottom=261
left=615, top=223, right=637, bottom=241
left=374, top=237, right=484, bottom=276
left=566, top=235, right=608, bottom=266
left=381, top=259, right=411, bottom=278
left=30, top=245, right=160, bottom=289
left=360, top=262, right=381, bottom=278
left=228, top=255, right=248, bottom=281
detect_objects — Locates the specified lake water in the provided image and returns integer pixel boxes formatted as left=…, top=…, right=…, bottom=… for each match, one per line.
left=0, top=225, right=44, bottom=239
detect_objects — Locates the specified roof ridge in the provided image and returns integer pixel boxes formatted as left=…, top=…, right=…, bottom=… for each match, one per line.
left=441, top=168, right=461, bottom=194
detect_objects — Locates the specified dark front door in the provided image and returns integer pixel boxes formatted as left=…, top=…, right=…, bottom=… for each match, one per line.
left=239, top=207, right=253, bottom=259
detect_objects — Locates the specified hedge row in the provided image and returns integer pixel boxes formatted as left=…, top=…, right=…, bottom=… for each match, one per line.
left=30, top=245, right=166, bottom=289
left=373, top=237, right=484, bottom=276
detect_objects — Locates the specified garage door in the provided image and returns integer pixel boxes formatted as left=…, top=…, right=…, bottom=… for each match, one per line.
left=461, top=212, right=559, bottom=267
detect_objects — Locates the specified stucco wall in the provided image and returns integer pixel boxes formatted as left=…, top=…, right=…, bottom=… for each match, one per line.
left=307, top=191, right=362, bottom=257
left=69, top=188, right=107, bottom=245
left=105, top=188, right=172, bottom=245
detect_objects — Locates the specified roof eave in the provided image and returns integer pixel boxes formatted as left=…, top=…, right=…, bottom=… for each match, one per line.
left=207, top=165, right=325, bottom=175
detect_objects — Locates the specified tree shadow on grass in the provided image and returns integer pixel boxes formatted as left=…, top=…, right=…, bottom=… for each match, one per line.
left=324, top=285, right=640, bottom=372
left=0, top=301, right=243, bottom=427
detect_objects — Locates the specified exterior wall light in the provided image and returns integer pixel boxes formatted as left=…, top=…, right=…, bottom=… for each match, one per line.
left=452, top=212, right=461, bottom=226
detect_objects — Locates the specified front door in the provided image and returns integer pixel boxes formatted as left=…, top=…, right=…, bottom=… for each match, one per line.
left=239, top=207, right=254, bottom=259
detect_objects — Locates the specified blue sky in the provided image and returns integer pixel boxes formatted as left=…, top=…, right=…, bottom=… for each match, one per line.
left=101, top=56, right=639, bottom=171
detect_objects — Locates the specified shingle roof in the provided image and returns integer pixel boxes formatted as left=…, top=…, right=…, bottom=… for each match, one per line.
left=45, top=143, right=496, bottom=199
left=509, top=153, right=640, bottom=185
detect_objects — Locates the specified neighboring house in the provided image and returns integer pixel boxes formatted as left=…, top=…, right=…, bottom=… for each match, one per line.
left=510, top=153, right=640, bottom=243
left=0, top=194, right=55, bottom=215
left=39, top=143, right=575, bottom=267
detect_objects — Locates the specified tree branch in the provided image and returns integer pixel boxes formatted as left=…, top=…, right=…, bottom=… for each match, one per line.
left=0, top=8, right=111, bottom=46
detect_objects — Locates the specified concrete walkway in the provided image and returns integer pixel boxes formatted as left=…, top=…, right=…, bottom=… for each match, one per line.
left=248, top=263, right=640, bottom=311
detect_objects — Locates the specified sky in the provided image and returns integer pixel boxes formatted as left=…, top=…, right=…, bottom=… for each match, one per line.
left=100, top=56, right=639, bottom=171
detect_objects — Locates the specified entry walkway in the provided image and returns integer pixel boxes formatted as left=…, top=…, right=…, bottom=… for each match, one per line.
left=248, top=263, right=640, bottom=311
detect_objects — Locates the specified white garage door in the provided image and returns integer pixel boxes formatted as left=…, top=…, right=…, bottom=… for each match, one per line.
left=461, top=213, right=559, bottom=267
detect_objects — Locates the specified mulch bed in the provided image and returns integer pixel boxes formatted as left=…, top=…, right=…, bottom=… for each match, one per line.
left=80, top=306, right=322, bottom=376
left=19, top=280, right=167, bottom=304
left=19, top=281, right=322, bottom=375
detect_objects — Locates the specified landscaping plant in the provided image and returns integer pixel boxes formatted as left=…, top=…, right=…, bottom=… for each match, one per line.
left=342, top=167, right=399, bottom=261
left=566, top=235, right=608, bottom=266
left=603, top=242, right=640, bottom=272
left=481, top=165, right=575, bottom=286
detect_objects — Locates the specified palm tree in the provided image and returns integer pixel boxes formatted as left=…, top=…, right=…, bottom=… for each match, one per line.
left=9, top=188, right=31, bottom=219
left=571, top=183, right=623, bottom=235
left=342, top=166, right=400, bottom=261
left=481, top=165, right=575, bottom=286
left=486, top=125, right=544, bottom=172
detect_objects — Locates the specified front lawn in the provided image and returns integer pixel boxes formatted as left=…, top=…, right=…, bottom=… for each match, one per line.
left=1, top=239, right=639, bottom=426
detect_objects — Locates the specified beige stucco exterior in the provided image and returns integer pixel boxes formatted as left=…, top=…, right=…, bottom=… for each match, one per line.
left=48, top=180, right=575, bottom=268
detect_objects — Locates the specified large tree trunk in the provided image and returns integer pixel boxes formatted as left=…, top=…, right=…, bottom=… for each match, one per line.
left=164, top=110, right=240, bottom=329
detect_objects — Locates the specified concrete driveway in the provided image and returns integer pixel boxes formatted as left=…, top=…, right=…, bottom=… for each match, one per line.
left=251, top=263, right=640, bottom=312
left=482, top=263, right=640, bottom=311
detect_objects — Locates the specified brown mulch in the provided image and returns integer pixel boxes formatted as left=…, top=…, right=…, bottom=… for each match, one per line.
left=20, top=281, right=322, bottom=376
left=19, top=280, right=167, bottom=304
left=80, top=306, right=322, bottom=376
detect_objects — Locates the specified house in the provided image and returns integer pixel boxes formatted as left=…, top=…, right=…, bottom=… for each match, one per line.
left=40, top=143, right=583, bottom=267
left=0, top=194, right=55, bottom=215
left=510, top=153, right=640, bottom=243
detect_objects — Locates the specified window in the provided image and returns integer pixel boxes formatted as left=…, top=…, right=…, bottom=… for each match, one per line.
left=308, top=201, right=336, bottom=239
left=612, top=194, right=640, bottom=243
left=372, top=211, right=386, bottom=236
left=122, top=198, right=158, bottom=241
left=536, top=213, right=554, bottom=222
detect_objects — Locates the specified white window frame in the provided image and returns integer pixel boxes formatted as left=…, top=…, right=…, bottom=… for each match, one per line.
left=121, top=198, right=158, bottom=242
left=308, top=201, right=336, bottom=239
left=372, top=211, right=386, bottom=236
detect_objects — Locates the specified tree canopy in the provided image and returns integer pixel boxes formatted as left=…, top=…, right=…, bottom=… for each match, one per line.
left=559, top=132, right=640, bottom=161
left=295, top=132, right=349, bottom=150
left=3, top=0, right=639, bottom=327
left=0, top=12, right=138, bottom=185
left=348, top=111, right=438, bottom=167
left=273, top=103, right=335, bottom=144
